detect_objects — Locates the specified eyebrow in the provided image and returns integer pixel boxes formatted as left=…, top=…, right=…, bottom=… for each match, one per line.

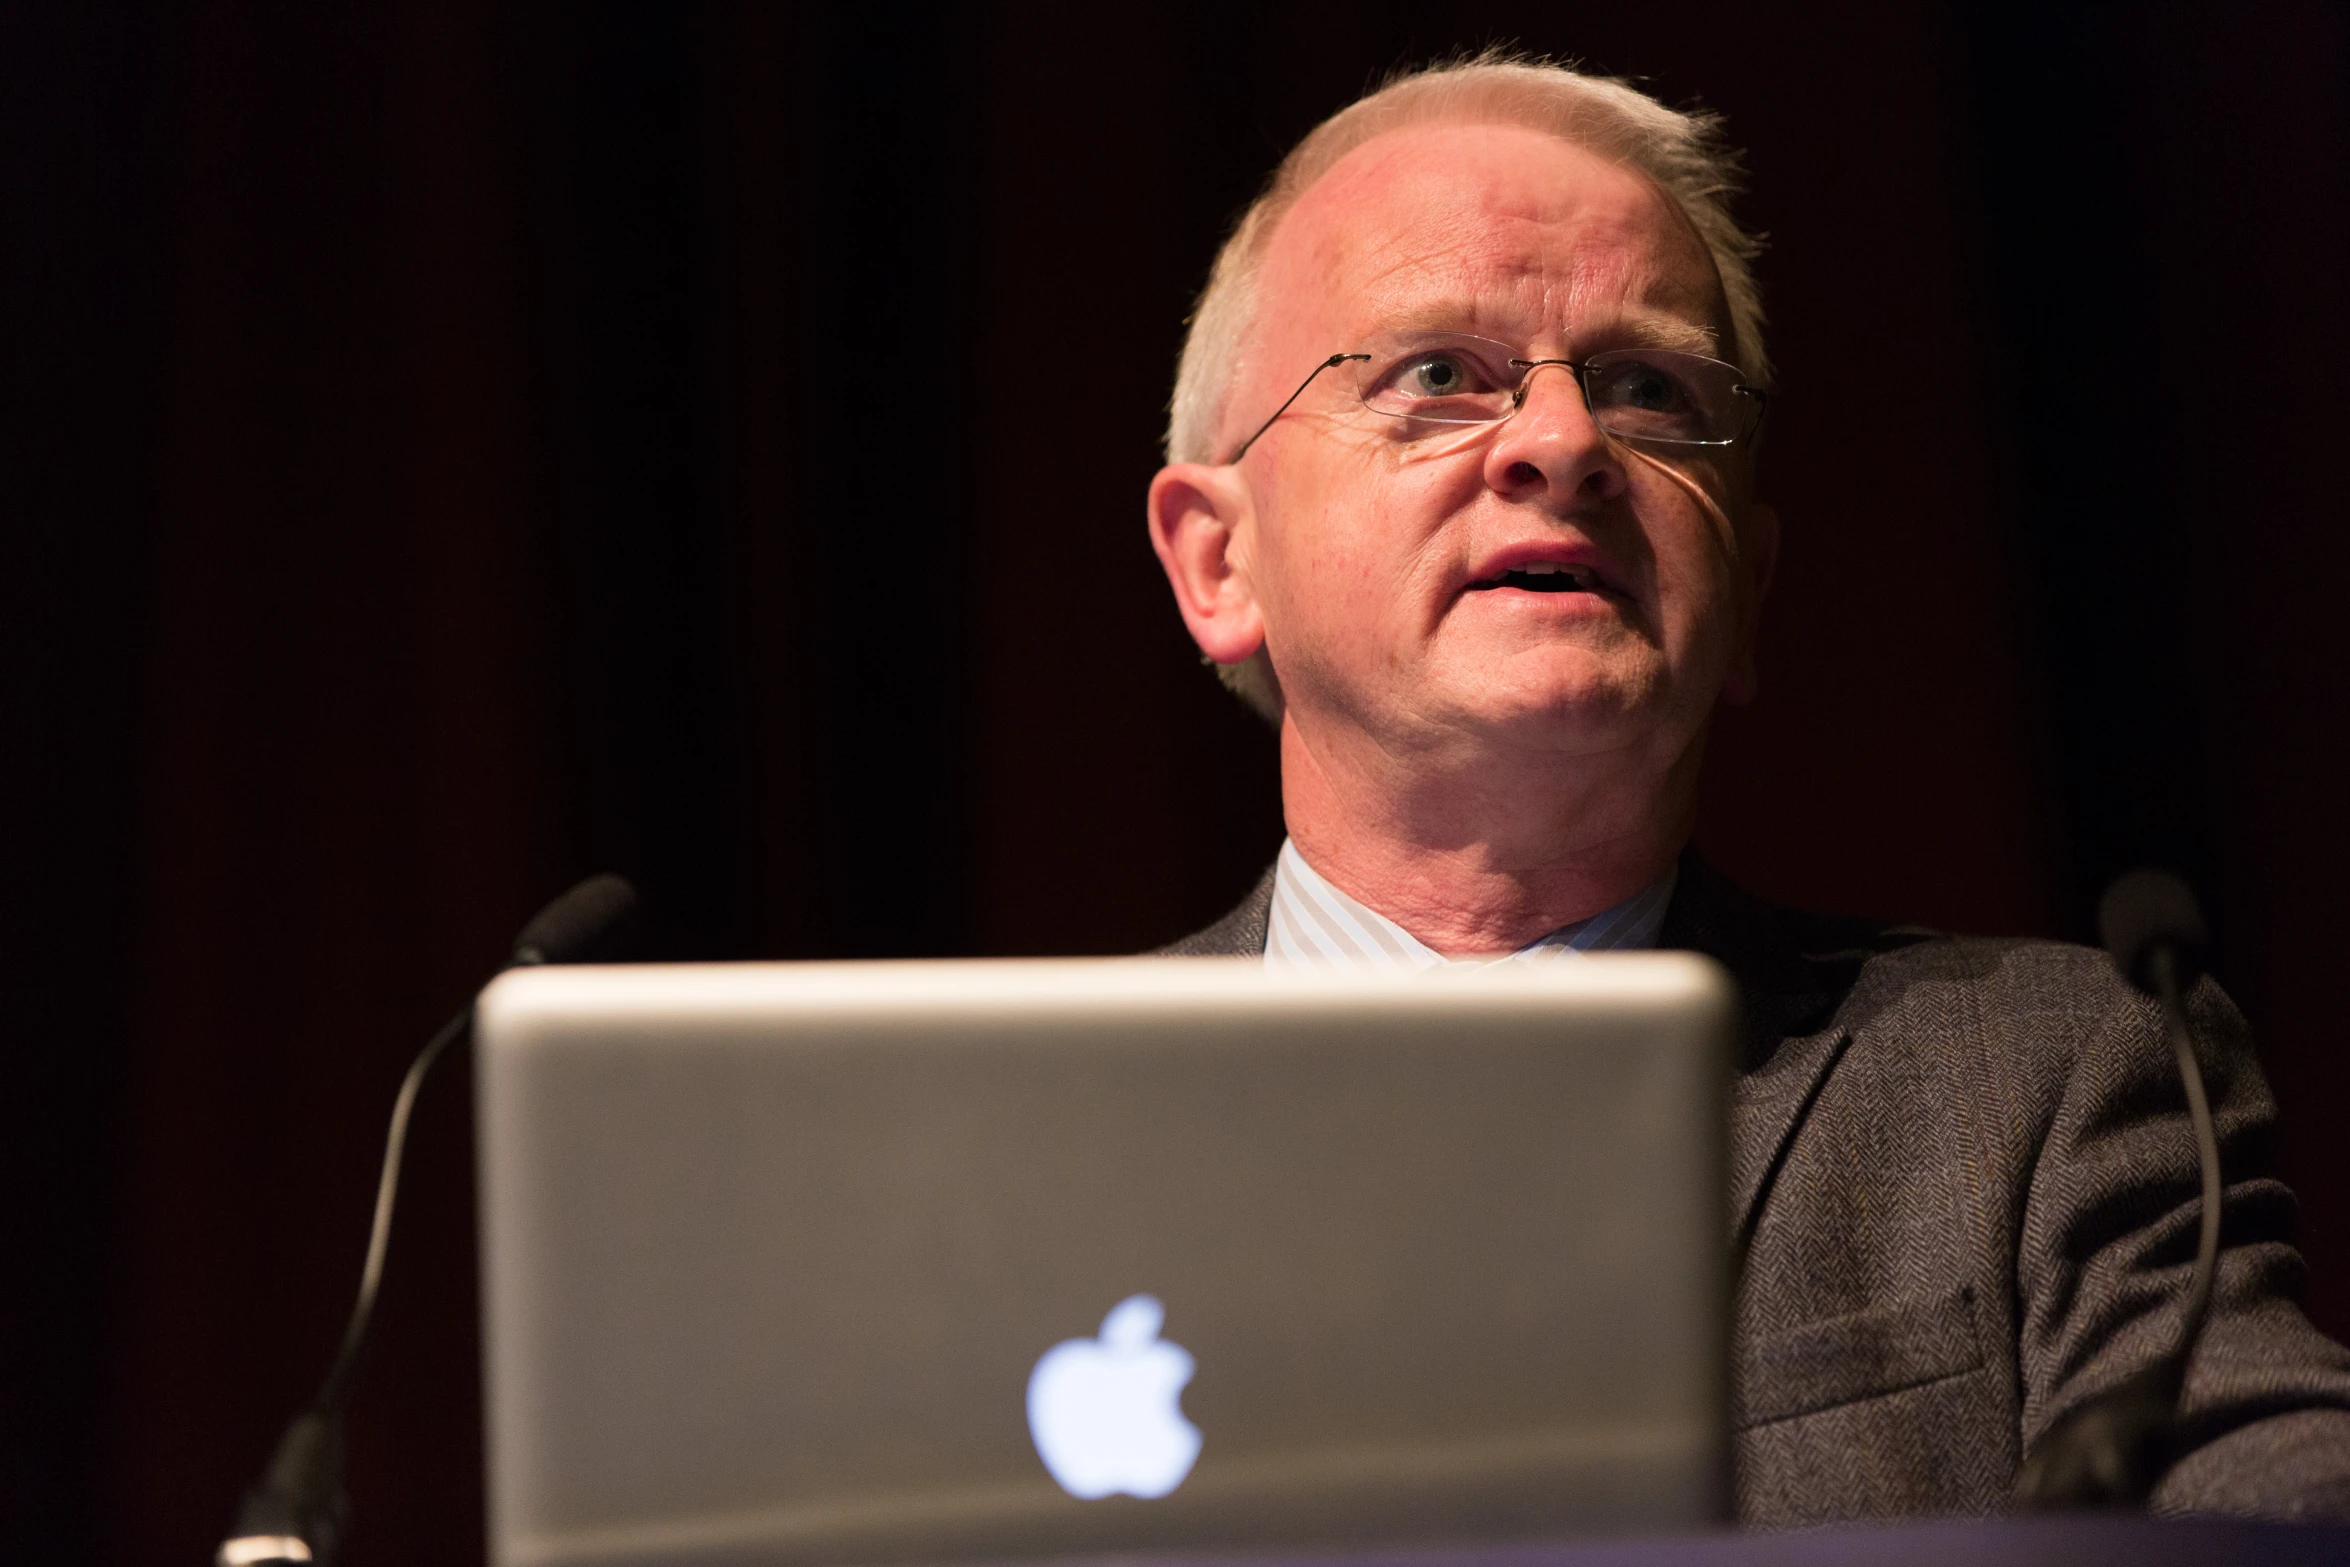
left=1360, top=306, right=1722, bottom=358
left=1593, top=312, right=1721, bottom=356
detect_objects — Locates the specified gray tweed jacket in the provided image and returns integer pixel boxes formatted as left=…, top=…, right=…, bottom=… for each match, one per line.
left=1159, top=851, right=2350, bottom=1524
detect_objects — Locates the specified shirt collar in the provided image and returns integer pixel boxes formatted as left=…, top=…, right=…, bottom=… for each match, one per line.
left=1264, top=838, right=1677, bottom=972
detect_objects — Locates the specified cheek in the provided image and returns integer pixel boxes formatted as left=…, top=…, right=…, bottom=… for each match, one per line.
left=1631, top=474, right=1745, bottom=650
left=1258, top=452, right=1461, bottom=634
left=1250, top=476, right=1365, bottom=657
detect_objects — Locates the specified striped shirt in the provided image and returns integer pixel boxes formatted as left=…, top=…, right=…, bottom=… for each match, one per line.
left=1264, top=838, right=1677, bottom=971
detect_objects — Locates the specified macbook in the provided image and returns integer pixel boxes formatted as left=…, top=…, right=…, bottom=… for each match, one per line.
left=473, top=955, right=1735, bottom=1567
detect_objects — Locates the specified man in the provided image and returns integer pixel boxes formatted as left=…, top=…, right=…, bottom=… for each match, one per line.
left=1144, top=55, right=2350, bottom=1523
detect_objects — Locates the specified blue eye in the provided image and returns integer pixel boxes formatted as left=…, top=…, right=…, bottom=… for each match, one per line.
left=1577, top=352, right=1750, bottom=443
left=1594, top=359, right=1694, bottom=413
left=1357, top=336, right=1548, bottom=426
left=1402, top=354, right=1473, bottom=396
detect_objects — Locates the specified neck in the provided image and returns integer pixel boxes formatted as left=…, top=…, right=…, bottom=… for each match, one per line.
left=1278, top=712, right=1698, bottom=955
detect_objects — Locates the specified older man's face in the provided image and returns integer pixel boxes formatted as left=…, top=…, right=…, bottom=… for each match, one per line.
left=1223, top=123, right=1770, bottom=767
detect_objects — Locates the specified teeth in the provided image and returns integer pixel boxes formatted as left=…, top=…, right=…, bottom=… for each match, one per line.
left=1472, top=561, right=1598, bottom=593
left=1511, top=562, right=1590, bottom=586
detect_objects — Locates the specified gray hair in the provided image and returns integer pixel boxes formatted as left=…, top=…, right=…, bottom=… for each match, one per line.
left=1166, top=52, right=1769, bottom=721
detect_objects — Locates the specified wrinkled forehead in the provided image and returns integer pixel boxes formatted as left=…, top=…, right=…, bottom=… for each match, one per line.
left=1251, top=123, right=1728, bottom=368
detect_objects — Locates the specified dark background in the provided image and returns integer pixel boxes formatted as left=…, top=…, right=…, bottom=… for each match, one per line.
left=6, top=2, right=2347, bottom=1560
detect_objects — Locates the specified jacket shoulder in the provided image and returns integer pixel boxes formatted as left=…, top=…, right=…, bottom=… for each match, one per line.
left=1832, top=926, right=2233, bottom=1075
left=1843, top=929, right=2137, bottom=1031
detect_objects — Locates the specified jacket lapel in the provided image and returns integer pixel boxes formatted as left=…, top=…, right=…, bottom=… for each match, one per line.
left=1152, top=863, right=1276, bottom=956
left=1728, top=1026, right=1851, bottom=1261
left=1660, top=852, right=1874, bottom=1252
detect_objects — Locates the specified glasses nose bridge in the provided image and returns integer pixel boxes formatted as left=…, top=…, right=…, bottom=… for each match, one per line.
left=1505, top=355, right=1597, bottom=426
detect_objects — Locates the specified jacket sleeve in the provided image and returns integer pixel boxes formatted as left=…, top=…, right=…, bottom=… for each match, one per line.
left=2013, top=971, right=2350, bottom=1516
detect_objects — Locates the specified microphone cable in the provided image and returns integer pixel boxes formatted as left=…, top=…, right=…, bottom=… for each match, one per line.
left=2017, top=867, right=2222, bottom=1509
left=216, top=874, right=640, bottom=1567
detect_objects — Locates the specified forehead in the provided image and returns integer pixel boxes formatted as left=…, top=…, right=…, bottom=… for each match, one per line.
left=1255, top=122, right=1724, bottom=350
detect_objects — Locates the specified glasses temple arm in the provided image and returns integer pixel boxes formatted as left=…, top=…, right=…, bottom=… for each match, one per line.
left=1225, top=353, right=1366, bottom=464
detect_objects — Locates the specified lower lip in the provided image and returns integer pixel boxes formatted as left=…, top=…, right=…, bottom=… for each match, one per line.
left=1463, top=585, right=1619, bottom=613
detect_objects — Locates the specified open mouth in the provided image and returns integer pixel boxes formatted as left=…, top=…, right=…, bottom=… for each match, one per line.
left=1467, top=562, right=1601, bottom=594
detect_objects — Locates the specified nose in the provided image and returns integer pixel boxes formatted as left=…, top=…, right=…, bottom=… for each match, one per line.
left=1480, top=361, right=1629, bottom=509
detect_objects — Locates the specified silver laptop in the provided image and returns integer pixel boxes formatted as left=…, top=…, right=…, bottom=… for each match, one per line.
left=474, top=955, right=1736, bottom=1567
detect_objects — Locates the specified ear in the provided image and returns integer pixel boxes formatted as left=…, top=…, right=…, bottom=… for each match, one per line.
left=1147, top=461, right=1265, bottom=666
left=1720, top=499, right=1779, bottom=707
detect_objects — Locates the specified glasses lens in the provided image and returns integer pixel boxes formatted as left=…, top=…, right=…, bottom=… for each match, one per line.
left=1582, top=351, right=1755, bottom=445
left=1356, top=335, right=1521, bottom=424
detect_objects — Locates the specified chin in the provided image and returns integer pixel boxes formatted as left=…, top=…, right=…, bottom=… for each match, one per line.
left=1441, top=683, right=1662, bottom=755
left=1447, top=648, right=1663, bottom=734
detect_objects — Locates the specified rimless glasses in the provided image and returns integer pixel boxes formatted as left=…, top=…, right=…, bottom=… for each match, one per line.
left=1226, top=329, right=1768, bottom=464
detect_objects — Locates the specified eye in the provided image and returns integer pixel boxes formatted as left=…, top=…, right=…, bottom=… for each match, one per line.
left=1399, top=352, right=1482, bottom=398
left=1358, top=338, right=1519, bottom=425
left=1599, top=359, right=1693, bottom=413
left=1579, top=352, right=1740, bottom=443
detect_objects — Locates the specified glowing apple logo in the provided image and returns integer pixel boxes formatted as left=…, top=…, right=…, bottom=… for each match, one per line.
left=1026, top=1294, right=1202, bottom=1499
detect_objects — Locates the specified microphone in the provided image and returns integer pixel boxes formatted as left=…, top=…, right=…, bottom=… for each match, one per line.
left=511, top=872, right=641, bottom=967
left=2017, top=868, right=2223, bottom=1510
left=216, top=875, right=640, bottom=1567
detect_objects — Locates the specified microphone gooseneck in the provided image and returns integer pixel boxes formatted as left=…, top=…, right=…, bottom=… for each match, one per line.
left=2017, top=868, right=2224, bottom=1511
left=217, top=876, right=641, bottom=1567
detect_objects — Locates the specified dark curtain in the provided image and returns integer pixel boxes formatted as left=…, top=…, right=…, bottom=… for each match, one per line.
left=4, top=3, right=2346, bottom=1561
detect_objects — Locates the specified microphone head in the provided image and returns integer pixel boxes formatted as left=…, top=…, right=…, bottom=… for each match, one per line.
left=511, top=874, right=641, bottom=966
left=2098, top=868, right=2206, bottom=995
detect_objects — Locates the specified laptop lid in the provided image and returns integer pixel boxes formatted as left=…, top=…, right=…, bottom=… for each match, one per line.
left=475, top=955, right=1735, bottom=1567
